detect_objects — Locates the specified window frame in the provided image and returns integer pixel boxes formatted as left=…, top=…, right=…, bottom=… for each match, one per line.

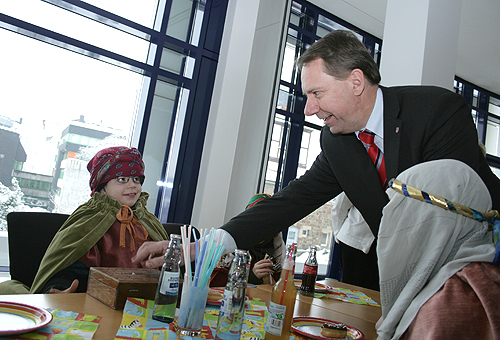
left=0, top=0, right=228, bottom=224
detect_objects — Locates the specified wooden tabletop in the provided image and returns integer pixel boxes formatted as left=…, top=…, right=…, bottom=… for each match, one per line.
left=0, top=280, right=381, bottom=340
left=0, top=293, right=123, bottom=340
left=255, top=279, right=381, bottom=340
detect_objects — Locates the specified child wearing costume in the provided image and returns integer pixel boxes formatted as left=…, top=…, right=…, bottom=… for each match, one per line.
left=0, top=146, right=169, bottom=294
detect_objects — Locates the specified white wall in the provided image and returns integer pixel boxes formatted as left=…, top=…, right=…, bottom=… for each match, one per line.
left=192, top=0, right=290, bottom=229
left=380, top=0, right=461, bottom=90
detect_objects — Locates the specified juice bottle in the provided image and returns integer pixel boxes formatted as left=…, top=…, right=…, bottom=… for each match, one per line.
left=265, top=243, right=297, bottom=340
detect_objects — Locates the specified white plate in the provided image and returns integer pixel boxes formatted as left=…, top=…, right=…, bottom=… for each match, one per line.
left=291, top=316, right=364, bottom=340
left=0, top=301, right=53, bottom=336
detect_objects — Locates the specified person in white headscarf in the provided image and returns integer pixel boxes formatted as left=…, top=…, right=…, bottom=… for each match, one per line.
left=376, top=159, right=500, bottom=340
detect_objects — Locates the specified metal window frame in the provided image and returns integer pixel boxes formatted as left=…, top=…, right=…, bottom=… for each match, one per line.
left=0, top=0, right=228, bottom=224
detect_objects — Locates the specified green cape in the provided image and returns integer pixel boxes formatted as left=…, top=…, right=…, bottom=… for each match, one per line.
left=27, top=192, right=168, bottom=293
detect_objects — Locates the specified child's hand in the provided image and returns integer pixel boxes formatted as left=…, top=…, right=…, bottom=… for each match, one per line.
left=252, top=259, right=274, bottom=279
left=49, top=279, right=79, bottom=294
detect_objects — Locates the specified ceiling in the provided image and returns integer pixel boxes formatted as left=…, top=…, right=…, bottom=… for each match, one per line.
left=310, top=0, right=500, bottom=96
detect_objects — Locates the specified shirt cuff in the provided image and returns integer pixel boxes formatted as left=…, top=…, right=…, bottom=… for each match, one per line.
left=202, top=228, right=237, bottom=254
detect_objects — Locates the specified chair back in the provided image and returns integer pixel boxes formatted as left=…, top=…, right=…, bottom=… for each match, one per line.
left=7, top=212, right=70, bottom=287
left=162, top=223, right=200, bottom=239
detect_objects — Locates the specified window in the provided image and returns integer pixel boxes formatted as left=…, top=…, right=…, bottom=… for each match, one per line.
left=454, top=76, right=500, bottom=174
left=0, top=0, right=228, bottom=231
left=321, top=232, right=330, bottom=247
left=263, top=0, right=382, bottom=277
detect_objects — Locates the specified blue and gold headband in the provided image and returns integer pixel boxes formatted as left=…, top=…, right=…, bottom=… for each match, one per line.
left=388, top=178, right=499, bottom=228
left=388, top=178, right=500, bottom=266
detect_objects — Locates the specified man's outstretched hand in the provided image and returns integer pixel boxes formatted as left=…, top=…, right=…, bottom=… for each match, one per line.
left=132, top=240, right=170, bottom=268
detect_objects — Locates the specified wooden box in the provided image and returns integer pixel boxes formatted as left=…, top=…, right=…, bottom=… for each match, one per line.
left=87, top=267, right=160, bottom=309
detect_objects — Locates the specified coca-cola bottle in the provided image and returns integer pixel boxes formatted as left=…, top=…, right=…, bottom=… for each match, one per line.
left=300, top=246, right=318, bottom=296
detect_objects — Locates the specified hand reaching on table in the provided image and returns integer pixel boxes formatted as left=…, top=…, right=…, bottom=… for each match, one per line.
left=132, top=240, right=170, bottom=269
left=252, top=259, right=275, bottom=280
left=132, top=240, right=199, bottom=268
left=49, top=279, right=79, bottom=294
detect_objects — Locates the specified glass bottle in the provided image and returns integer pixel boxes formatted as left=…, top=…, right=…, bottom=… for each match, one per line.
left=152, top=234, right=182, bottom=323
left=215, top=249, right=251, bottom=340
left=300, top=246, right=318, bottom=296
left=265, top=243, right=297, bottom=340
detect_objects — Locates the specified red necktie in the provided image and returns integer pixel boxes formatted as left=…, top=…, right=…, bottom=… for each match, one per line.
left=358, top=129, right=387, bottom=186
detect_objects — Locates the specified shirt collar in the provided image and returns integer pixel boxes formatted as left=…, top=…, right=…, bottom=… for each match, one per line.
left=356, top=87, right=384, bottom=152
left=363, top=87, right=384, bottom=138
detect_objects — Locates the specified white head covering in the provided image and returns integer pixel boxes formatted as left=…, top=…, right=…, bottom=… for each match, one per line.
left=376, top=159, right=496, bottom=340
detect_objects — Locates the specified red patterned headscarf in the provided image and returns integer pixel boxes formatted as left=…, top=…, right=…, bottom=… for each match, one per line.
left=87, top=146, right=145, bottom=196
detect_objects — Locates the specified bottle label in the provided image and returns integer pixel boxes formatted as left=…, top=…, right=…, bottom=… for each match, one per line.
left=219, top=289, right=233, bottom=315
left=303, top=264, right=317, bottom=275
left=266, top=301, right=286, bottom=335
left=159, top=271, right=179, bottom=296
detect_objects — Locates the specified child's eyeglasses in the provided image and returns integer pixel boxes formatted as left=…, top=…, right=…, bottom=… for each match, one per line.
left=115, top=176, right=142, bottom=184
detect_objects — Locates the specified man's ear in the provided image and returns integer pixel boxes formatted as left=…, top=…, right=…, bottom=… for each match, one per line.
left=351, top=69, right=365, bottom=96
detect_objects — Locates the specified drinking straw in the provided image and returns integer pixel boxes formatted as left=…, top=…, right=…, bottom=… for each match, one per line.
left=180, top=225, right=192, bottom=285
left=178, top=227, right=228, bottom=330
left=180, top=227, right=227, bottom=288
left=193, top=229, right=208, bottom=286
left=197, top=229, right=215, bottom=286
left=201, top=242, right=225, bottom=287
left=193, top=232, right=199, bottom=271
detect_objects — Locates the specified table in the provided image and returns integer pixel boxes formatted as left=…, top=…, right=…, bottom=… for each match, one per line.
left=0, top=280, right=381, bottom=340
left=256, top=279, right=381, bottom=340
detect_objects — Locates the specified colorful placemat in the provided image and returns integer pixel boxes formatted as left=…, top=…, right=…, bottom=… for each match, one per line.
left=0, top=308, right=101, bottom=339
left=322, top=288, right=379, bottom=306
left=115, top=296, right=268, bottom=340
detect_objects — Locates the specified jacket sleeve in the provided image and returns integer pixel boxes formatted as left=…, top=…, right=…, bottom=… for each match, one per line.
left=221, top=145, right=342, bottom=250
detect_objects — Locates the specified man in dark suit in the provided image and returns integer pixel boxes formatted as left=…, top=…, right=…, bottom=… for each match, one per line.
left=216, top=30, right=500, bottom=291
left=134, top=30, right=500, bottom=290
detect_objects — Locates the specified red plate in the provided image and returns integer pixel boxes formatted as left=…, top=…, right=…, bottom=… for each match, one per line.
left=0, top=301, right=53, bottom=336
left=294, top=279, right=331, bottom=293
left=206, top=287, right=224, bottom=306
left=291, top=316, right=364, bottom=340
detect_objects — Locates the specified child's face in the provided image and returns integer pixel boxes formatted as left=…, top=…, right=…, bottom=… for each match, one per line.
left=101, top=176, right=143, bottom=206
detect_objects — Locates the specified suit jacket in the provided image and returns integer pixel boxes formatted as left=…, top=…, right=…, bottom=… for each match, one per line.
left=221, top=85, right=500, bottom=249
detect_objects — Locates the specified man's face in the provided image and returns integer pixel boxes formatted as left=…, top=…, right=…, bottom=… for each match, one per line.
left=301, top=58, right=366, bottom=134
left=101, top=176, right=142, bottom=206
